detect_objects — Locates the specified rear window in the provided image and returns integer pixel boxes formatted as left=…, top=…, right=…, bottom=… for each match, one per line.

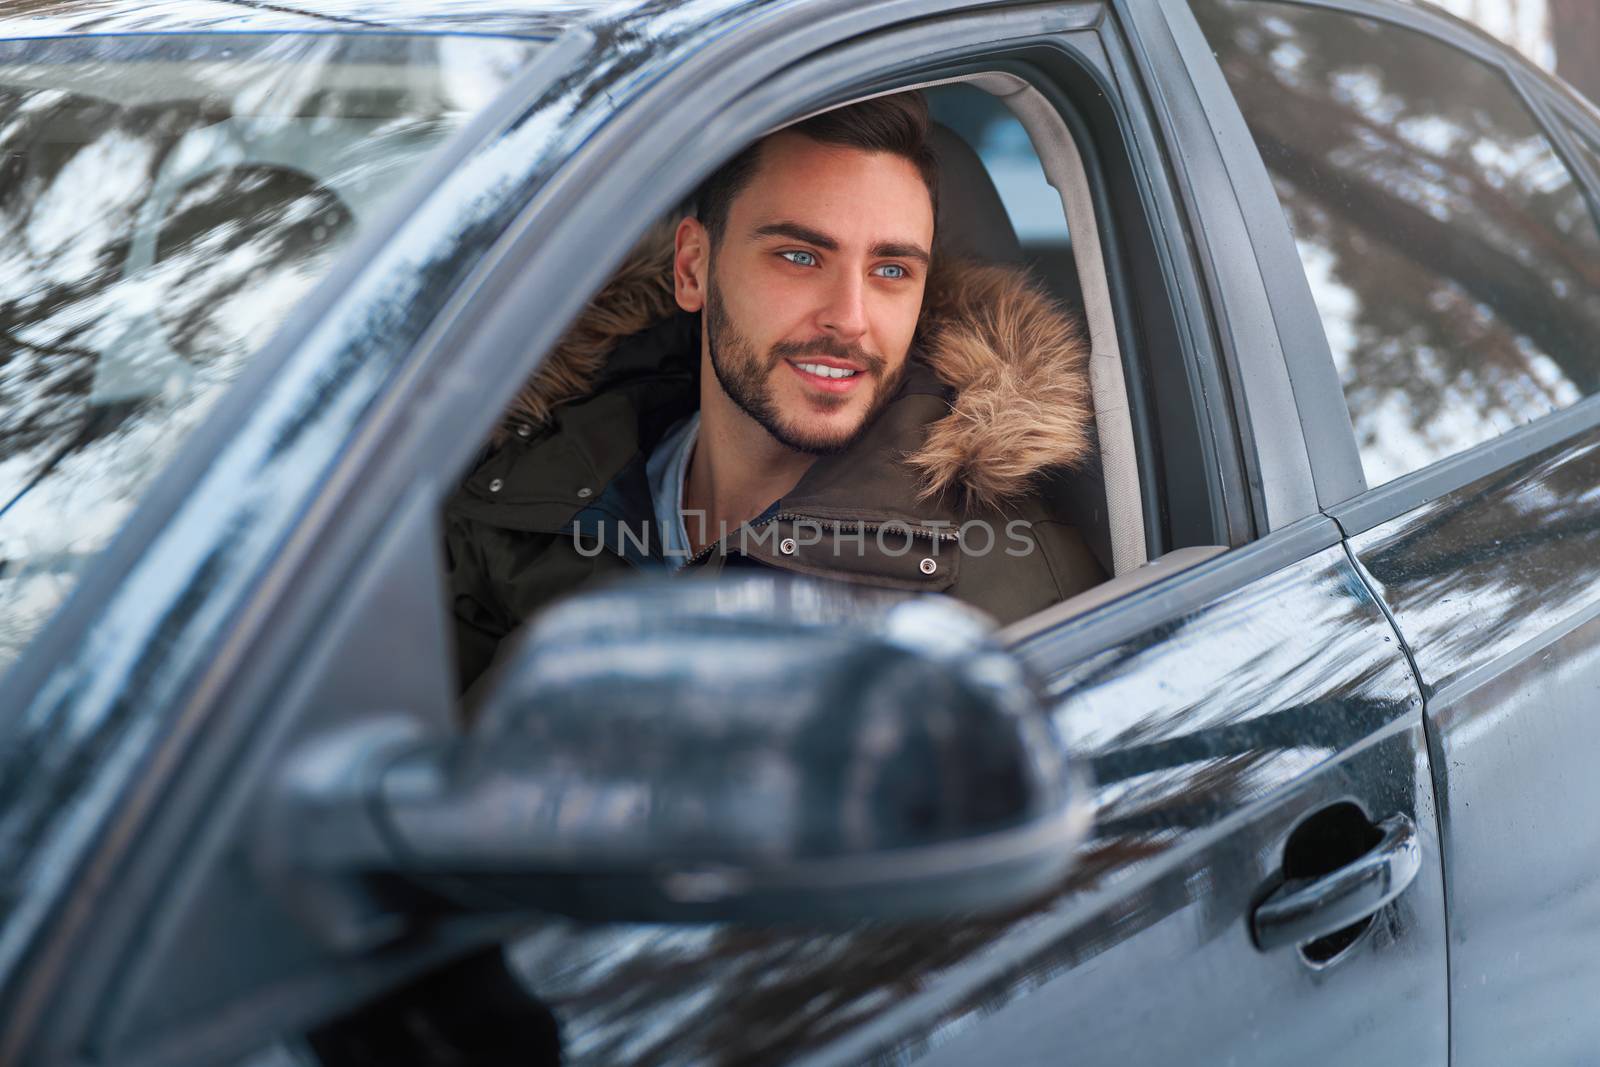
left=1191, top=0, right=1600, bottom=488
left=0, top=32, right=542, bottom=673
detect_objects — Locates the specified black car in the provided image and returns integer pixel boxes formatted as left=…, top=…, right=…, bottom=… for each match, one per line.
left=3, top=1, right=1600, bottom=1064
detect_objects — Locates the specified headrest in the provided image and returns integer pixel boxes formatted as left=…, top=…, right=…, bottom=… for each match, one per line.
left=928, top=122, right=1025, bottom=266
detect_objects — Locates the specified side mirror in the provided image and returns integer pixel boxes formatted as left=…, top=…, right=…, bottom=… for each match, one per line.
left=283, top=576, right=1090, bottom=926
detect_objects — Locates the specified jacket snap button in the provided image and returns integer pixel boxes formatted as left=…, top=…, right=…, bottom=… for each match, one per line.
left=779, top=538, right=798, bottom=556
left=488, top=478, right=504, bottom=493
left=919, top=557, right=937, bottom=575
left=577, top=487, right=593, bottom=499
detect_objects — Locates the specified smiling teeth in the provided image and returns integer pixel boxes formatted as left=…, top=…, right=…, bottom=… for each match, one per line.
left=797, top=363, right=858, bottom=379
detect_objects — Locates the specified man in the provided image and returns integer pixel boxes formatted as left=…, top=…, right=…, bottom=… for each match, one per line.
left=446, top=92, right=1105, bottom=694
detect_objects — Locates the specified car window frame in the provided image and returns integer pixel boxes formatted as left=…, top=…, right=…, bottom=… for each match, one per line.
left=391, top=11, right=1322, bottom=712
left=435, top=15, right=1255, bottom=559
left=1189, top=0, right=1600, bottom=538
left=418, top=16, right=1268, bottom=574
left=1079, top=15, right=1255, bottom=553
left=1527, top=79, right=1600, bottom=225
left=427, top=10, right=1329, bottom=666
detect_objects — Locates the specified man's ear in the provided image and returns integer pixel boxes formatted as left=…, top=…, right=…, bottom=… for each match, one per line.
left=674, top=216, right=710, bottom=313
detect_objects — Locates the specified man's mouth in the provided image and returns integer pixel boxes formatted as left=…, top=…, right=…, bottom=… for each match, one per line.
left=794, top=361, right=860, bottom=380
left=786, top=357, right=867, bottom=394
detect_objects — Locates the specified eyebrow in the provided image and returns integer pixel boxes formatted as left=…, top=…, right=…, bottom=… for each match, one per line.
left=751, top=220, right=931, bottom=266
left=870, top=240, right=931, bottom=266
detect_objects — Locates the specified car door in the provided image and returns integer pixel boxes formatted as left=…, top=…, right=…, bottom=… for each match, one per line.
left=0, top=4, right=1447, bottom=1066
left=453, top=5, right=1450, bottom=1064
left=1190, top=1, right=1600, bottom=1062
left=503, top=533, right=1446, bottom=1067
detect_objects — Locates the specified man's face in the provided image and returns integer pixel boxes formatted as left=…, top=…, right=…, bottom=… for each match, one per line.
left=677, top=132, right=934, bottom=454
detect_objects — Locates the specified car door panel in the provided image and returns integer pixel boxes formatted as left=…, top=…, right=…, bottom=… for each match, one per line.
left=910, top=730, right=1437, bottom=1067
left=1345, top=428, right=1600, bottom=1065
left=505, top=532, right=1445, bottom=1065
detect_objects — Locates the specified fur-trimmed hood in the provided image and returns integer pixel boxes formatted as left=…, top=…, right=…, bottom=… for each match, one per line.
left=499, top=224, right=1094, bottom=510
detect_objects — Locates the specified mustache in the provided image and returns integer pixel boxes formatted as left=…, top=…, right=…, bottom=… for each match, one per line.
left=769, top=336, right=887, bottom=374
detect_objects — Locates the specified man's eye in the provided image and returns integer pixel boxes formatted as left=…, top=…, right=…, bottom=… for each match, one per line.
left=780, top=250, right=817, bottom=267
left=874, top=263, right=908, bottom=279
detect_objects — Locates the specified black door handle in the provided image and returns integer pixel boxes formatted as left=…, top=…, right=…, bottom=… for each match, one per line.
left=1252, top=813, right=1420, bottom=952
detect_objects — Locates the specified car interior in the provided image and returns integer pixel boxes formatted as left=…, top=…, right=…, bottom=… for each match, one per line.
left=919, top=76, right=1232, bottom=634
left=921, top=76, right=1143, bottom=580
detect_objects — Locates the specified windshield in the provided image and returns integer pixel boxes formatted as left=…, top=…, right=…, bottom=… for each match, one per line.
left=0, top=32, right=543, bottom=674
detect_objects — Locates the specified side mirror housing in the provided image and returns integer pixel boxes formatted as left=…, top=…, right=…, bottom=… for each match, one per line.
left=284, top=576, right=1090, bottom=925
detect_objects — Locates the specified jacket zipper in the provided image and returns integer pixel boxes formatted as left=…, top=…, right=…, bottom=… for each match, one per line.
left=684, top=512, right=961, bottom=567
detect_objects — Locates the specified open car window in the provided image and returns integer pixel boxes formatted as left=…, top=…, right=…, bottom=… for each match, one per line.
left=0, top=31, right=543, bottom=676
left=441, top=74, right=1210, bottom=704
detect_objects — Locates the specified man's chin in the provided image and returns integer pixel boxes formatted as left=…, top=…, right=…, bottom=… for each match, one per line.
left=765, top=414, right=872, bottom=456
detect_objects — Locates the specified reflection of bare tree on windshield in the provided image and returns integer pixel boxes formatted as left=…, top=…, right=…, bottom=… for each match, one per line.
left=1194, top=1, right=1600, bottom=485
left=154, top=165, right=353, bottom=359
left=0, top=32, right=538, bottom=676
left=0, top=93, right=178, bottom=462
left=0, top=95, right=354, bottom=671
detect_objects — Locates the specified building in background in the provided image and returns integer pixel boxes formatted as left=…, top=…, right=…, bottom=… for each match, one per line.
left=1430, top=0, right=1600, bottom=106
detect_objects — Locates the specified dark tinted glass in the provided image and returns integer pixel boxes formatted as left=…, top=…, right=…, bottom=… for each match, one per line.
left=1192, top=0, right=1600, bottom=486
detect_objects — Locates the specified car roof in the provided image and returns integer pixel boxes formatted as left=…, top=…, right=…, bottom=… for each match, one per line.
left=0, top=1, right=625, bottom=41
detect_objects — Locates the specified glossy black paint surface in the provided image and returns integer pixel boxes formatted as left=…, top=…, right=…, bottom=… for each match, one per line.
left=500, top=544, right=1443, bottom=1065
left=1351, top=427, right=1600, bottom=695
left=1350, top=423, right=1600, bottom=1064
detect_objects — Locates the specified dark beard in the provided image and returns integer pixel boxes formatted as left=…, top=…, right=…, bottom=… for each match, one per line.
left=705, top=271, right=906, bottom=456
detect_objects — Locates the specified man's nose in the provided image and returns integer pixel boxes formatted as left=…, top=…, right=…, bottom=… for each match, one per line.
left=817, top=271, right=869, bottom=343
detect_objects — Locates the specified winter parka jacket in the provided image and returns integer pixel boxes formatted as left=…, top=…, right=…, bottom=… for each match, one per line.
left=444, top=226, right=1107, bottom=693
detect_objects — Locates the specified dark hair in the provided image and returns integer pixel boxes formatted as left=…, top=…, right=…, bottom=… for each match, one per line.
left=694, top=91, right=939, bottom=246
